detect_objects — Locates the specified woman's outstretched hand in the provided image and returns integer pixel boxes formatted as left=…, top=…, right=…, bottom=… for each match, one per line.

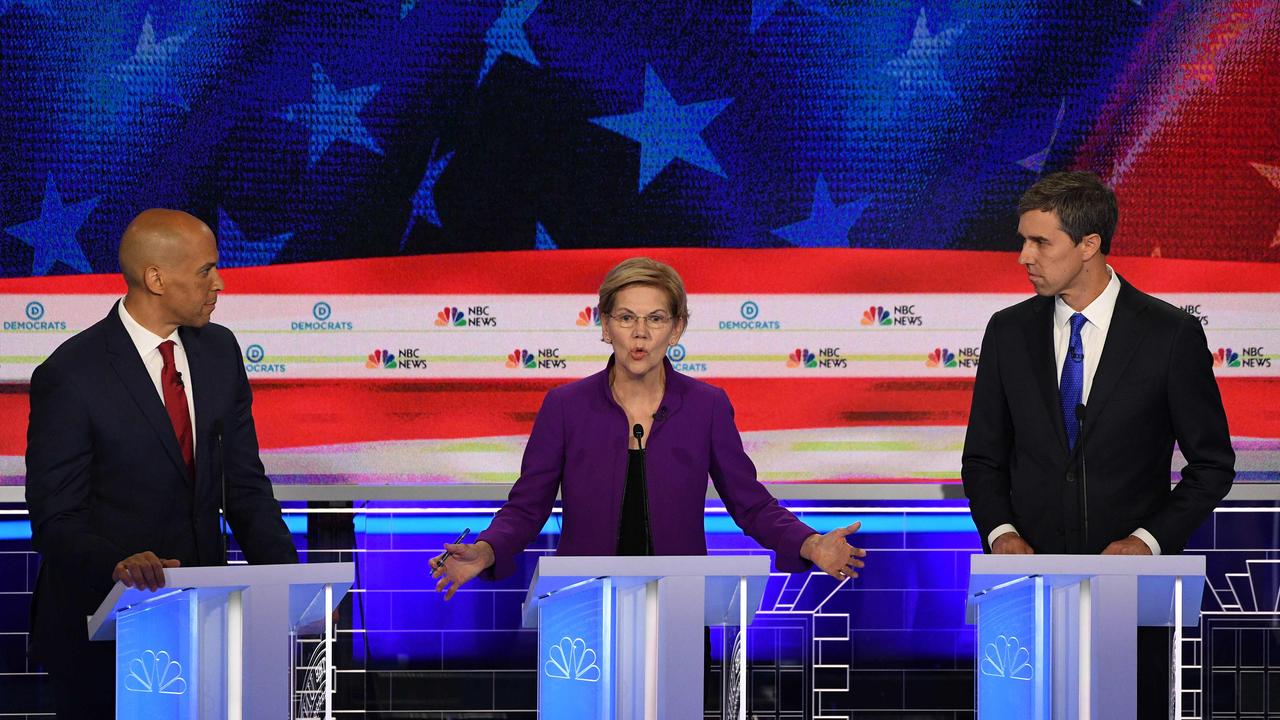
left=801, top=521, right=868, bottom=581
left=431, top=541, right=496, bottom=600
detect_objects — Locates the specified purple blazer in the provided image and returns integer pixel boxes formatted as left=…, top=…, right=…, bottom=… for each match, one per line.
left=477, top=356, right=817, bottom=579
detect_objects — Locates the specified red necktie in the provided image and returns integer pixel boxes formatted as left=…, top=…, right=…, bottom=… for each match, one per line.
left=157, top=340, right=194, bottom=479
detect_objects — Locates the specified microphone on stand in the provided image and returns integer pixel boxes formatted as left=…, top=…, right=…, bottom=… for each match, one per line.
left=631, top=423, right=653, bottom=554
left=1076, top=404, right=1089, bottom=548
left=213, top=420, right=227, bottom=564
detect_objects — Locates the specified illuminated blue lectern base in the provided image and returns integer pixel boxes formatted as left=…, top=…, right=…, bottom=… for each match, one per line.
left=967, top=555, right=1205, bottom=720
left=87, top=562, right=353, bottom=720
left=523, top=556, right=771, bottom=720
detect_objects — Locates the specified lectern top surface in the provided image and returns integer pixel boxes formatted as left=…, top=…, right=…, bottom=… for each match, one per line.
left=968, top=553, right=1206, bottom=594
left=87, top=562, right=354, bottom=641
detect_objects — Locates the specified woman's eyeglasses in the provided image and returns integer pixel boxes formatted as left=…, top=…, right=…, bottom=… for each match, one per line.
left=608, top=312, right=673, bottom=329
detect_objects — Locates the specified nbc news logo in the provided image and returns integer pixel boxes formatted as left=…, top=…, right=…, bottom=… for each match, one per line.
left=787, top=347, right=847, bottom=369
left=507, top=348, right=566, bottom=370
left=576, top=306, right=601, bottom=327
left=435, top=305, right=498, bottom=328
left=1215, top=347, right=1270, bottom=369
left=366, top=348, right=427, bottom=369
left=1179, top=304, right=1210, bottom=326
left=860, top=304, right=923, bottom=328
left=926, top=346, right=979, bottom=369
left=861, top=306, right=892, bottom=326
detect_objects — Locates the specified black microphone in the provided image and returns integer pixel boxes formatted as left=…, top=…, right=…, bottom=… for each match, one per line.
left=174, top=370, right=184, bottom=387
left=1076, top=404, right=1089, bottom=547
left=213, top=420, right=227, bottom=564
left=631, top=423, right=653, bottom=554
left=653, top=406, right=667, bottom=422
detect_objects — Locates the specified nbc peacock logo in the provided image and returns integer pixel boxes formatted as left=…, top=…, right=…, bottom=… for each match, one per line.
left=979, top=635, right=1033, bottom=681
left=506, top=349, right=536, bottom=369
left=1213, top=348, right=1241, bottom=368
left=787, top=348, right=817, bottom=369
left=926, top=348, right=957, bottom=368
left=861, top=305, right=891, bottom=326
left=576, top=306, right=601, bottom=326
left=124, top=650, right=187, bottom=695
left=544, top=637, right=601, bottom=683
left=435, top=306, right=465, bottom=327
left=366, top=349, right=396, bottom=369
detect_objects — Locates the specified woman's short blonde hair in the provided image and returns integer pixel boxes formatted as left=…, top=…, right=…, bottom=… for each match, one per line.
left=598, top=257, right=689, bottom=320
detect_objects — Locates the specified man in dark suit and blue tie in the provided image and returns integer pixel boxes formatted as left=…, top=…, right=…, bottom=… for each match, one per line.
left=25, top=209, right=297, bottom=719
left=962, top=171, right=1235, bottom=717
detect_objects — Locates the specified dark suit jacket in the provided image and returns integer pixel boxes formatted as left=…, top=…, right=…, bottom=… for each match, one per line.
left=24, top=302, right=297, bottom=671
left=962, top=277, right=1234, bottom=555
left=478, top=356, right=817, bottom=579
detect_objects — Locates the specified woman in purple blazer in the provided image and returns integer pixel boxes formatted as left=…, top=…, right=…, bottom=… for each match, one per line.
left=432, top=258, right=866, bottom=597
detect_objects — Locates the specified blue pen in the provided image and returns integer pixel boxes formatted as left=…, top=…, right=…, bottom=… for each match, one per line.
left=434, top=528, right=471, bottom=570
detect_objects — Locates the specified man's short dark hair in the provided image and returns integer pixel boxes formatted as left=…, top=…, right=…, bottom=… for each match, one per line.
left=1017, top=171, right=1117, bottom=254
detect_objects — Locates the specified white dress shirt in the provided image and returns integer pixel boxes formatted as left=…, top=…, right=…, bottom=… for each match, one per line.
left=118, top=299, right=197, bottom=456
left=988, top=267, right=1161, bottom=555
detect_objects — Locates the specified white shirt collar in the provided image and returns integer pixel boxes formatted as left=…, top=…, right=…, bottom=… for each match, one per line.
left=1054, top=264, right=1121, bottom=332
left=118, top=298, right=181, bottom=357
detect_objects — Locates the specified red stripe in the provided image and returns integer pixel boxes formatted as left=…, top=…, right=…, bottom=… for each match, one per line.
left=1, top=249, right=1278, bottom=294
left=2, top=377, right=1275, bottom=455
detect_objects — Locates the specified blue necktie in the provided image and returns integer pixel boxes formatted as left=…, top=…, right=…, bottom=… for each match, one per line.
left=1061, top=312, right=1087, bottom=450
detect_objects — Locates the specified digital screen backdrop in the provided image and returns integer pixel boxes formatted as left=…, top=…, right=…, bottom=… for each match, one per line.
left=1, top=0, right=1277, bottom=488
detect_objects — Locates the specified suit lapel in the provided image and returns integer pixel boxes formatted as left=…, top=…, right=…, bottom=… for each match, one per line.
left=181, top=326, right=213, bottom=491
left=1084, top=280, right=1148, bottom=433
left=1026, top=297, right=1068, bottom=454
left=104, top=302, right=188, bottom=478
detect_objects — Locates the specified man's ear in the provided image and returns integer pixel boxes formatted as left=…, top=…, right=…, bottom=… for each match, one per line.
left=1079, top=233, right=1102, bottom=262
left=143, top=266, right=164, bottom=295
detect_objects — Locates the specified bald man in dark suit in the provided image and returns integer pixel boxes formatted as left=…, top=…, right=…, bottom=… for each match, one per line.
left=25, top=209, right=297, bottom=718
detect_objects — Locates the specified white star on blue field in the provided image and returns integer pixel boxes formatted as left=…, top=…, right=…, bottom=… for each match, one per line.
left=217, top=209, right=292, bottom=267
left=884, top=8, right=964, bottom=102
left=279, top=63, right=383, bottom=168
left=478, top=0, right=542, bottom=84
left=5, top=174, right=99, bottom=275
left=771, top=175, right=870, bottom=247
left=590, top=66, right=733, bottom=192
left=535, top=221, right=556, bottom=249
left=110, top=13, right=194, bottom=110
left=1018, top=98, right=1066, bottom=173
left=750, top=0, right=828, bottom=33
left=402, top=139, right=455, bottom=248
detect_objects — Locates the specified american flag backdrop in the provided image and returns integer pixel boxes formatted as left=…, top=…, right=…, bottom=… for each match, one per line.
left=1, top=0, right=1277, bottom=488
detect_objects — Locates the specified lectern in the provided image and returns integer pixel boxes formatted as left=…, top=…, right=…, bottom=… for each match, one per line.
left=88, top=562, right=353, bottom=720
left=522, top=555, right=772, bottom=720
left=967, top=554, right=1205, bottom=719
